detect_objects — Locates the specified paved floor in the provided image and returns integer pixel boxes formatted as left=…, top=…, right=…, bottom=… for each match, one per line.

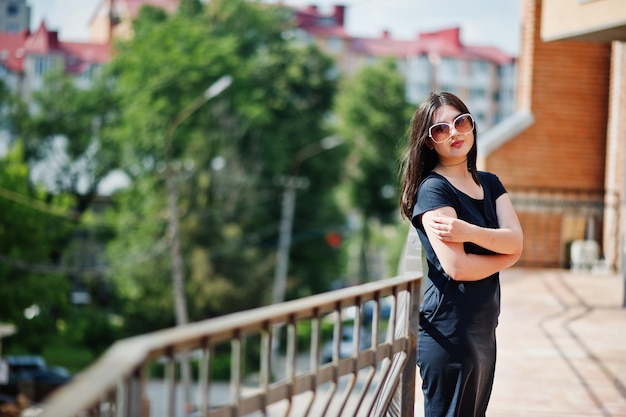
left=414, top=267, right=626, bottom=417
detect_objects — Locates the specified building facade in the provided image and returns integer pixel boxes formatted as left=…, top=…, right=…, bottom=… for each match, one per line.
left=540, top=0, right=626, bottom=273
left=477, top=0, right=626, bottom=271
left=0, top=0, right=29, bottom=33
left=1, top=2, right=516, bottom=131
left=0, top=22, right=110, bottom=100
left=88, top=0, right=178, bottom=43
left=292, top=5, right=517, bottom=129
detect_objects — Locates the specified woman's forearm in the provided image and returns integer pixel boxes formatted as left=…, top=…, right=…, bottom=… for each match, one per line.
left=465, top=224, right=523, bottom=255
left=446, top=251, right=522, bottom=281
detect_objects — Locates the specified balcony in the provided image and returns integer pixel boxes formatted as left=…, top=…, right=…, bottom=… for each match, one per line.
left=22, top=267, right=626, bottom=416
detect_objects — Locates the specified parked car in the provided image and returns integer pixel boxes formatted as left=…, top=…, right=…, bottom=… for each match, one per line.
left=362, top=299, right=393, bottom=324
left=321, top=326, right=372, bottom=364
left=0, top=355, right=71, bottom=403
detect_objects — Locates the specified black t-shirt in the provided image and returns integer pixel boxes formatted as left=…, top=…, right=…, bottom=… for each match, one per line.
left=411, top=171, right=507, bottom=338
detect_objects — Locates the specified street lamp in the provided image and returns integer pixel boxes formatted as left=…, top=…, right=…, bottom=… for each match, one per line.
left=165, top=75, right=232, bottom=329
left=271, top=135, right=343, bottom=306
left=164, top=75, right=232, bottom=408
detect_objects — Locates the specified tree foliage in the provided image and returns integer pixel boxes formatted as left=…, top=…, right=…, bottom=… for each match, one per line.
left=334, top=58, right=413, bottom=222
left=0, top=0, right=416, bottom=356
left=10, top=69, right=122, bottom=214
left=0, top=142, right=75, bottom=353
left=333, top=59, right=413, bottom=281
left=104, top=0, right=343, bottom=334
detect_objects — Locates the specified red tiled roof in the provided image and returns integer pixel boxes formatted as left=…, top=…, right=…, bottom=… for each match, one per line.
left=292, top=4, right=513, bottom=64
left=23, top=21, right=60, bottom=54
left=347, top=26, right=513, bottom=64
left=350, top=36, right=420, bottom=57
left=0, top=30, right=29, bottom=72
left=464, top=45, right=514, bottom=65
left=303, top=25, right=349, bottom=38
left=62, top=42, right=111, bottom=74
left=292, top=4, right=347, bottom=37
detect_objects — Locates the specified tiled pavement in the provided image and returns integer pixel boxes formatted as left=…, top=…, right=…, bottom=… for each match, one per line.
left=415, top=267, right=626, bottom=417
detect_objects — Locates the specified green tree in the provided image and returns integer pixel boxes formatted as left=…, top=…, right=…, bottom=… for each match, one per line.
left=12, top=69, right=122, bottom=214
left=105, top=0, right=343, bottom=336
left=0, top=142, right=75, bottom=353
left=333, top=58, right=413, bottom=282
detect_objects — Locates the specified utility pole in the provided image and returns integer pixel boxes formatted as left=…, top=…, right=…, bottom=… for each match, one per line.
left=271, top=135, right=343, bottom=305
left=164, top=75, right=232, bottom=408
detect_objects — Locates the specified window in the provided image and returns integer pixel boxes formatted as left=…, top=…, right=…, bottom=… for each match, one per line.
left=470, top=60, right=489, bottom=75
left=440, top=58, right=459, bottom=74
left=32, top=55, right=61, bottom=77
left=326, top=37, right=343, bottom=53
left=317, top=16, right=335, bottom=27
left=469, top=88, right=486, bottom=100
left=7, top=3, right=19, bottom=16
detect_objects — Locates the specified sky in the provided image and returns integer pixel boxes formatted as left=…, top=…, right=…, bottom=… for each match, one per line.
left=28, top=0, right=521, bottom=56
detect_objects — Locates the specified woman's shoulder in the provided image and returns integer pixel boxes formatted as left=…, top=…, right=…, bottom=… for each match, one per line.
left=478, top=171, right=500, bottom=182
left=478, top=171, right=507, bottom=196
left=418, top=173, right=455, bottom=198
left=419, top=172, right=449, bottom=189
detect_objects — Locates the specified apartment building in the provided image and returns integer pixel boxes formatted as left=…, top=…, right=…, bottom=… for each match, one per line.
left=1, top=1, right=516, bottom=129
left=0, top=0, right=29, bottom=33
left=0, top=21, right=110, bottom=100
left=292, top=5, right=517, bottom=128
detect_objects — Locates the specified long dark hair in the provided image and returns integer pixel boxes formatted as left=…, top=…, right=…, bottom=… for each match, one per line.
left=399, top=92, right=479, bottom=220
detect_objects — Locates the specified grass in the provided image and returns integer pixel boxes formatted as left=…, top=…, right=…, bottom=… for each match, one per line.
left=42, top=343, right=95, bottom=375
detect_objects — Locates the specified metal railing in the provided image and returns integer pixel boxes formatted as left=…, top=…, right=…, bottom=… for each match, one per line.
left=39, top=274, right=421, bottom=417
left=508, top=187, right=619, bottom=268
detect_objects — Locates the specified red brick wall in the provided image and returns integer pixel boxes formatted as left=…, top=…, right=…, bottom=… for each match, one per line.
left=483, top=0, right=612, bottom=267
left=485, top=0, right=611, bottom=190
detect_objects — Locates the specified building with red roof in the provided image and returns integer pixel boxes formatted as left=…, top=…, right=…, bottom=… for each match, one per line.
left=0, top=1, right=515, bottom=128
left=290, top=5, right=517, bottom=128
left=0, top=0, right=179, bottom=100
left=0, top=20, right=110, bottom=99
left=0, top=0, right=177, bottom=96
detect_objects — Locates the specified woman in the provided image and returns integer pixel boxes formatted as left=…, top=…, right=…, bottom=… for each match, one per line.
left=399, top=92, right=523, bottom=417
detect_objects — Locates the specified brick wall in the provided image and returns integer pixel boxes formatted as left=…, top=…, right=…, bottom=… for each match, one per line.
left=486, top=0, right=611, bottom=190
left=483, top=0, right=612, bottom=267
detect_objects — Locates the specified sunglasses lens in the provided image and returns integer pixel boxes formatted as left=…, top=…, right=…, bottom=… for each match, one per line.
left=454, top=114, right=473, bottom=133
left=430, top=124, right=450, bottom=143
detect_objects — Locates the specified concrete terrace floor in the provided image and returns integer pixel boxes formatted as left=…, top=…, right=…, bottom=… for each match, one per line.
left=414, top=267, right=626, bottom=417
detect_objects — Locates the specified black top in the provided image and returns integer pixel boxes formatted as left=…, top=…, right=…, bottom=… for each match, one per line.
left=412, top=171, right=507, bottom=340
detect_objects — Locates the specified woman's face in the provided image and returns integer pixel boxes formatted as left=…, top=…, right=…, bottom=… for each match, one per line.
left=428, top=104, right=474, bottom=162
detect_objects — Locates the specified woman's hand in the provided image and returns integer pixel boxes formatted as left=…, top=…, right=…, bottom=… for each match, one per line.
left=429, top=213, right=474, bottom=243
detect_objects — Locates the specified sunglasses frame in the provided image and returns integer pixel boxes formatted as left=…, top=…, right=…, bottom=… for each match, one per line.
left=428, top=113, right=475, bottom=144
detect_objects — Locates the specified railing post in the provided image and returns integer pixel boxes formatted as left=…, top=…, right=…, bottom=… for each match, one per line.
left=398, top=280, right=420, bottom=416
left=127, top=367, right=145, bottom=417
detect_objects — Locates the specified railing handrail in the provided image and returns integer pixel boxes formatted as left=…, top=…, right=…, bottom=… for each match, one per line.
left=39, top=274, right=422, bottom=417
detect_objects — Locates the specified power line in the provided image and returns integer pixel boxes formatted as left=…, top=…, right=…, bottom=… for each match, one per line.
left=0, top=184, right=78, bottom=220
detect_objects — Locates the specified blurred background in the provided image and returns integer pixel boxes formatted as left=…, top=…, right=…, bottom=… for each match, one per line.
left=0, top=0, right=624, bottom=403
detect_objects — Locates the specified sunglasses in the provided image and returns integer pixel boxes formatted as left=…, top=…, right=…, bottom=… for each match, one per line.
left=428, top=113, right=475, bottom=143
